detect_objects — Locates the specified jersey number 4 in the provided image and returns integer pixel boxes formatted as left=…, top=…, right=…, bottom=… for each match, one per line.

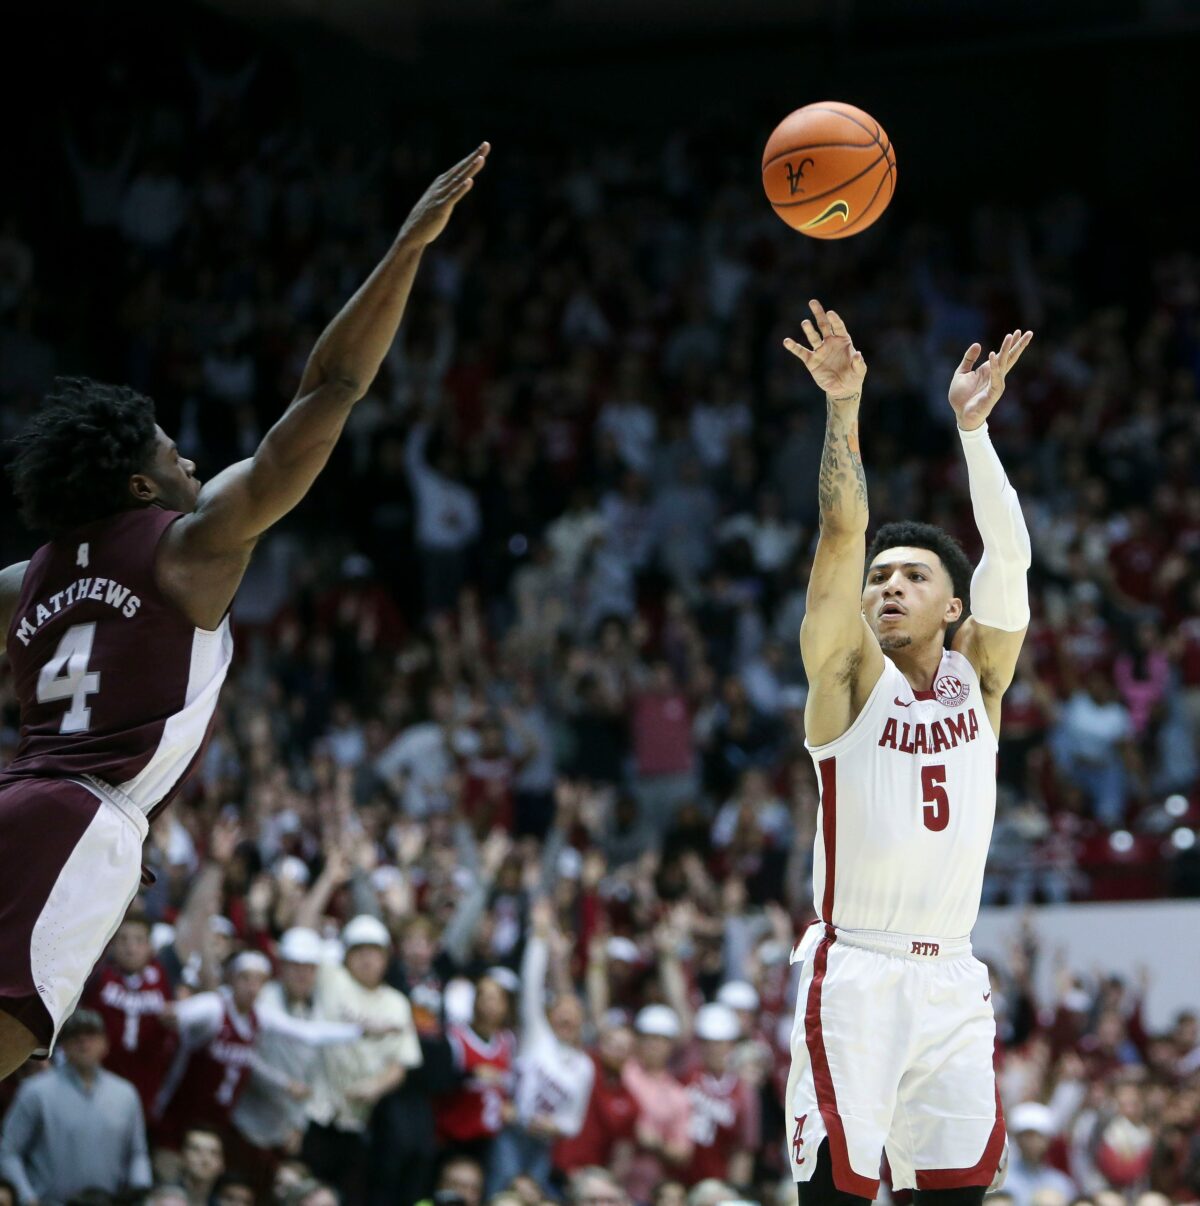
left=921, top=764, right=950, bottom=832
left=36, top=622, right=101, bottom=734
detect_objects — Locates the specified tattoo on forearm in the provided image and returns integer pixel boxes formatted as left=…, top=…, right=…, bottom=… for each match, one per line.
left=817, top=400, right=868, bottom=522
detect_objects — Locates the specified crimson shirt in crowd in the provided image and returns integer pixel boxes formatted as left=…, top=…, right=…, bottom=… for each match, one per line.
left=84, top=958, right=177, bottom=1118
left=554, top=1052, right=639, bottom=1173
left=683, top=1069, right=760, bottom=1185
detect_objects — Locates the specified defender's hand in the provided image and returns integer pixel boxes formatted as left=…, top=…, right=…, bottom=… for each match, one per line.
left=949, top=329, right=1033, bottom=430
left=784, top=299, right=867, bottom=400
left=399, top=143, right=490, bottom=247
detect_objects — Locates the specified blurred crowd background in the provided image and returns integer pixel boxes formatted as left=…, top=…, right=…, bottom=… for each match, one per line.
left=1, top=2, right=1199, bottom=1206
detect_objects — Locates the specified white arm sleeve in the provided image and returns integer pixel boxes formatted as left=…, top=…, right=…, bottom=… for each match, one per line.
left=958, top=422, right=1031, bottom=632
left=257, top=1006, right=363, bottom=1047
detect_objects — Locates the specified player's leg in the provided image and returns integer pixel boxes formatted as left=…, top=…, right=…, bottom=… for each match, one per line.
left=912, top=1188, right=987, bottom=1206
left=886, top=955, right=1003, bottom=1199
left=0, top=779, right=144, bottom=1078
left=785, top=932, right=909, bottom=1204
left=797, top=1140, right=874, bottom=1206
left=0, top=1011, right=38, bottom=1080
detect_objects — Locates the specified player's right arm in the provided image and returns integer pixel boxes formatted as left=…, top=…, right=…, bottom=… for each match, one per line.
left=784, top=300, right=884, bottom=748
left=158, top=145, right=489, bottom=629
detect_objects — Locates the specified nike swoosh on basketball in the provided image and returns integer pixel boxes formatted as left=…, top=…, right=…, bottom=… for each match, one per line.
left=894, top=697, right=914, bottom=708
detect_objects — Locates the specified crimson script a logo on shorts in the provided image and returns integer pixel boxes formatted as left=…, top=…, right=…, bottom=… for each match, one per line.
left=934, top=674, right=970, bottom=707
left=792, top=1113, right=808, bottom=1165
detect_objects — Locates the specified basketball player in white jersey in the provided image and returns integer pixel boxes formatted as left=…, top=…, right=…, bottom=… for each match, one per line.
left=781, top=299, right=1033, bottom=1206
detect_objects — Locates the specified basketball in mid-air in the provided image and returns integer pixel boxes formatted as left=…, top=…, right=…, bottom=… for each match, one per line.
left=762, top=101, right=896, bottom=239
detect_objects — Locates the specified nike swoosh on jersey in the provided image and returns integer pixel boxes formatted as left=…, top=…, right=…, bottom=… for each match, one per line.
left=894, top=697, right=914, bottom=708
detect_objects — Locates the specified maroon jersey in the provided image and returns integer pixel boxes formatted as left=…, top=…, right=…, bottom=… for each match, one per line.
left=436, top=1024, right=516, bottom=1143
left=683, top=1069, right=759, bottom=1185
left=84, top=958, right=176, bottom=1116
left=3, top=509, right=233, bottom=819
left=156, top=989, right=258, bottom=1143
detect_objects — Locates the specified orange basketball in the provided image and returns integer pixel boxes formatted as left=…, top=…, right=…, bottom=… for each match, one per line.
left=762, top=101, right=896, bottom=239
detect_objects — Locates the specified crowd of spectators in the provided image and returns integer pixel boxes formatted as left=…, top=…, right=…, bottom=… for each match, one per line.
left=1, top=11, right=1199, bottom=1206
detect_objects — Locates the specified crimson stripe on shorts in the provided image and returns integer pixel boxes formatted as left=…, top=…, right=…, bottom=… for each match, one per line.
left=804, top=929, right=880, bottom=1199
left=914, top=1083, right=1007, bottom=1190
left=818, top=756, right=837, bottom=922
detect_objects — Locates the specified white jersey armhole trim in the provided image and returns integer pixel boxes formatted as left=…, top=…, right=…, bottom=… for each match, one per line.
left=943, top=649, right=1000, bottom=751
left=804, top=657, right=893, bottom=758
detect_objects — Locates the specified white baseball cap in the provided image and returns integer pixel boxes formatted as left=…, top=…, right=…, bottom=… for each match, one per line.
left=635, top=1004, right=681, bottom=1039
left=695, top=1003, right=741, bottom=1042
left=1009, top=1101, right=1056, bottom=1137
left=278, top=927, right=324, bottom=965
left=230, top=951, right=272, bottom=977
left=341, top=915, right=391, bottom=950
left=716, top=980, right=760, bottom=1012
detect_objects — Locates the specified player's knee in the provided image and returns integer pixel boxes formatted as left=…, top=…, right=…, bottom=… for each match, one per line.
left=912, top=1186, right=987, bottom=1206
left=796, top=1141, right=874, bottom=1206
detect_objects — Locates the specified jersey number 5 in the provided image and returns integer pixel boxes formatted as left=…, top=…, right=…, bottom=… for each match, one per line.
left=921, top=764, right=950, bottom=832
left=36, top=623, right=101, bottom=734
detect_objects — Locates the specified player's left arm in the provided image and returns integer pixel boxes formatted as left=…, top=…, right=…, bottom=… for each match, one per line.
left=947, top=330, right=1035, bottom=736
left=0, top=562, right=30, bottom=657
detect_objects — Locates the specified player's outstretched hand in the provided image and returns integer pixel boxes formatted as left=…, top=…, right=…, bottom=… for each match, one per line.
left=399, top=143, right=490, bottom=247
left=783, top=298, right=867, bottom=400
left=949, top=329, right=1034, bottom=431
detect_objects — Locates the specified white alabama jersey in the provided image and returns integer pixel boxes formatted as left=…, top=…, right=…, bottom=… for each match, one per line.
left=804, top=648, right=997, bottom=939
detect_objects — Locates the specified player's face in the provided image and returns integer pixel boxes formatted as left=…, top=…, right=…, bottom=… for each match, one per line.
left=136, top=426, right=202, bottom=513
left=112, top=921, right=152, bottom=973
left=862, top=547, right=962, bottom=652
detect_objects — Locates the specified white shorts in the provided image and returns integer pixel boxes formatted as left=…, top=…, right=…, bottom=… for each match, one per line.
left=0, top=775, right=146, bottom=1057
left=785, top=923, right=1004, bottom=1197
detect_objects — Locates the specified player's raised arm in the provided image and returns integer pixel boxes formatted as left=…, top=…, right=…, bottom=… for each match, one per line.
left=784, top=300, right=883, bottom=746
left=947, top=330, right=1034, bottom=724
left=162, top=145, right=489, bottom=597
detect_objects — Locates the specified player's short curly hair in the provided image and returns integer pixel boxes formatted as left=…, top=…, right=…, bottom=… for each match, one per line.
left=866, top=520, right=974, bottom=628
left=9, top=377, right=158, bottom=536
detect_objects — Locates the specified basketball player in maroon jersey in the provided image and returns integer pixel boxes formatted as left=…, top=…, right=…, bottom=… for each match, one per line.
left=781, top=300, right=1034, bottom=1206
left=0, top=143, right=489, bottom=1079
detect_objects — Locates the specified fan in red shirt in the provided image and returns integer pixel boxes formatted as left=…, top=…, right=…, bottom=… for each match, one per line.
left=554, top=1019, right=640, bottom=1178
left=83, top=910, right=177, bottom=1119
left=682, top=1003, right=760, bottom=1188
left=435, top=975, right=516, bottom=1158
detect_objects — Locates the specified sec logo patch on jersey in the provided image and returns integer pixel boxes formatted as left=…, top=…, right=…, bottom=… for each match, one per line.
left=934, top=674, right=970, bottom=707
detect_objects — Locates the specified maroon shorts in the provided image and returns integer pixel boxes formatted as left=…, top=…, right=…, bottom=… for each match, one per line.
left=0, top=776, right=145, bottom=1055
